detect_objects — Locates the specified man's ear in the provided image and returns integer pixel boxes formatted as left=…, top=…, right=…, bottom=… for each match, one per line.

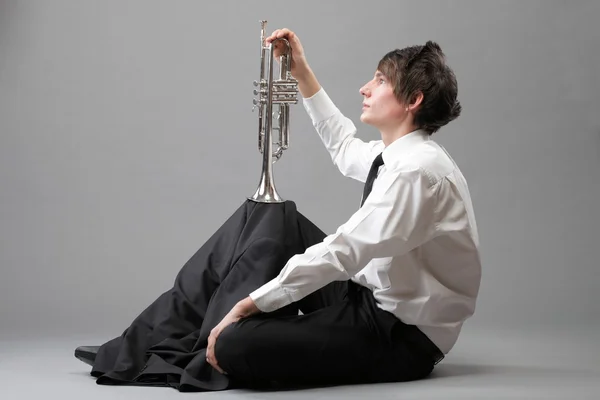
left=408, top=92, right=424, bottom=112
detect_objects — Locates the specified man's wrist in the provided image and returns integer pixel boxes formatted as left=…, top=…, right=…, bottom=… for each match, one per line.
left=293, top=63, right=311, bottom=80
left=236, top=296, right=262, bottom=317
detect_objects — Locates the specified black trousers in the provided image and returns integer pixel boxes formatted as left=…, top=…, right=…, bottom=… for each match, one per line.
left=215, top=279, right=442, bottom=389
left=89, top=200, right=442, bottom=391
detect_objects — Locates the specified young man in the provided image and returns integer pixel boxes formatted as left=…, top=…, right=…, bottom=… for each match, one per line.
left=206, top=28, right=482, bottom=388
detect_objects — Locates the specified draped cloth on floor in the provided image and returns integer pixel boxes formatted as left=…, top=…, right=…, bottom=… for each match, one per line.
left=89, top=199, right=326, bottom=391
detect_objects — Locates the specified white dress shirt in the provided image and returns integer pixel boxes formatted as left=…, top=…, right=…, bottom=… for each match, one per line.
left=250, top=87, right=482, bottom=354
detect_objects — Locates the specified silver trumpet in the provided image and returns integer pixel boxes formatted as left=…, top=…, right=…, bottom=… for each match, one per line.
left=248, top=20, right=299, bottom=203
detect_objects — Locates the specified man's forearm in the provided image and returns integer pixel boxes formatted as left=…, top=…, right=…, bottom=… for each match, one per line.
left=236, top=296, right=263, bottom=318
left=294, top=64, right=321, bottom=99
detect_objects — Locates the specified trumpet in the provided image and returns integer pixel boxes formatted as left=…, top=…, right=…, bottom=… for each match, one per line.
left=248, top=20, right=299, bottom=203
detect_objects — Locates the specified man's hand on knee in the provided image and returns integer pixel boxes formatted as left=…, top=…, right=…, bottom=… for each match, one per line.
left=206, top=296, right=262, bottom=374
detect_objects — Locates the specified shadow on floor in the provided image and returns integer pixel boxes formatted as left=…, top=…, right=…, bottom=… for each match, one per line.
left=430, top=363, right=593, bottom=379
left=68, top=361, right=596, bottom=393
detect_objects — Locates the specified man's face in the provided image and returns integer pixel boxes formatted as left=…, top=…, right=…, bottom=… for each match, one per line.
left=359, top=71, right=407, bottom=129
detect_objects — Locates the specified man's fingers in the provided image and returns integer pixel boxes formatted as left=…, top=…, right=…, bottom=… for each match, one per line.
left=213, top=362, right=226, bottom=374
left=206, top=331, right=227, bottom=375
left=266, top=29, right=280, bottom=43
left=266, top=28, right=296, bottom=44
left=206, top=334, right=215, bottom=363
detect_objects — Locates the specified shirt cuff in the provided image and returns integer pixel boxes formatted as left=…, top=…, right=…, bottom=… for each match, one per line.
left=249, top=277, right=295, bottom=313
left=302, top=87, right=339, bottom=123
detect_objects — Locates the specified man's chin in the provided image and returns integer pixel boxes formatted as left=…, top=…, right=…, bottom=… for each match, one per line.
left=360, top=116, right=379, bottom=128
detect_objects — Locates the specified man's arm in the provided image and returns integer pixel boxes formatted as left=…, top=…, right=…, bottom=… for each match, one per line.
left=295, top=60, right=382, bottom=183
left=265, top=28, right=321, bottom=98
left=249, top=164, right=440, bottom=313
left=302, top=87, right=384, bottom=182
left=295, top=64, right=321, bottom=99
left=267, top=28, right=381, bottom=182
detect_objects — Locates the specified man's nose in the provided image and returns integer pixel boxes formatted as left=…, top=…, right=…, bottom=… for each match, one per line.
left=360, top=84, right=370, bottom=97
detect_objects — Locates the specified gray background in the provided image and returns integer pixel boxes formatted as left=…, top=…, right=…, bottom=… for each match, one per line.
left=1, top=0, right=598, bottom=344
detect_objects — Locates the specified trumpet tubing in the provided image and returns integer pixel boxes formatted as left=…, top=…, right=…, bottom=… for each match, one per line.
left=249, top=20, right=298, bottom=203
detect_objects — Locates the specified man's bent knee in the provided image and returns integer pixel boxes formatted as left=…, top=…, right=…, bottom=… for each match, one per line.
left=214, top=321, right=246, bottom=374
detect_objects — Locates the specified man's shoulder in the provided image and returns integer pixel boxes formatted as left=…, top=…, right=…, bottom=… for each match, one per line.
left=391, top=142, right=456, bottom=187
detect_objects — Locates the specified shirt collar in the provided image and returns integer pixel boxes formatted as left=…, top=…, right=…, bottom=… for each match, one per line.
left=381, top=129, right=431, bottom=169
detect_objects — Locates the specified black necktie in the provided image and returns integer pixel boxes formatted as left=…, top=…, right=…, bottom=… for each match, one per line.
left=360, top=153, right=384, bottom=207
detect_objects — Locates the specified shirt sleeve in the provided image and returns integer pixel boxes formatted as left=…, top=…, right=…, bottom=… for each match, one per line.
left=302, top=87, right=384, bottom=183
left=249, top=163, right=440, bottom=312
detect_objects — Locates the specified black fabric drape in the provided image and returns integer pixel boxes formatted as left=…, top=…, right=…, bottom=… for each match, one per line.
left=89, top=199, right=327, bottom=391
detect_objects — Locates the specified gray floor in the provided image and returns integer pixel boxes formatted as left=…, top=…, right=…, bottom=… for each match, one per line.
left=1, top=324, right=598, bottom=399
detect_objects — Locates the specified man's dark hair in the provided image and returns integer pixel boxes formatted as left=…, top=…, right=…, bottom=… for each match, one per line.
left=377, top=41, right=461, bottom=134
